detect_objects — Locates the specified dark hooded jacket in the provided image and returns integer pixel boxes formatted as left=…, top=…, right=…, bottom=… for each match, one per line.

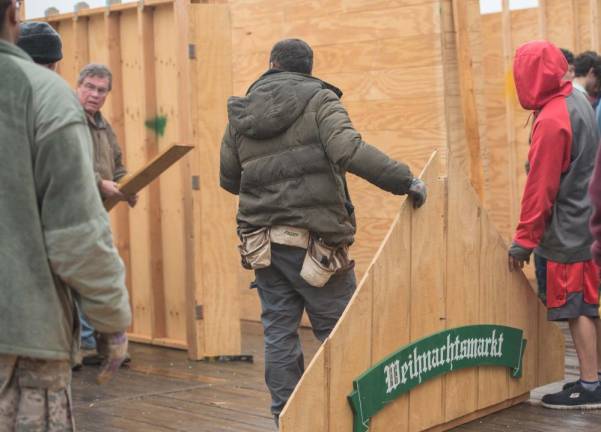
left=511, top=41, right=599, bottom=263
left=219, top=70, right=414, bottom=246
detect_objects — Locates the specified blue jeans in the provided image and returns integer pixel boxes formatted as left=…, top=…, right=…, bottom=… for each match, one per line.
left=79, top=312, right=96, bottom=350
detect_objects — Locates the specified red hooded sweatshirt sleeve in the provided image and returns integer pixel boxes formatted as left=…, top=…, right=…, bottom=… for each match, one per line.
left=512, top=41, right=573, bottom=251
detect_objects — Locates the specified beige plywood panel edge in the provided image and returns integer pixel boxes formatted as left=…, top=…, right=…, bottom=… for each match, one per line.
left=189, top=3, right=242, bottom=358
left=409, top=152, right=446, bottom=431
left=370, top=204, right=412, bottom=432
left=280, top=342, right=330, bottom=432
left=444, top=157, right=481, bottom=421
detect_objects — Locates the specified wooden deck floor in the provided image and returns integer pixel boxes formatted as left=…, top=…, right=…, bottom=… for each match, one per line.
left=73, top=322, right=601, bottom=431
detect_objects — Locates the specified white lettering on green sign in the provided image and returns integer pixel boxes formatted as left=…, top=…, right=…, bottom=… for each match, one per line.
left=348, top=325, right=526, bottom=432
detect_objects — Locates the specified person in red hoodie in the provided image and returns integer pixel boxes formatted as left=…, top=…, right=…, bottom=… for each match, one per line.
left=508, top=40, right=601, bottom=409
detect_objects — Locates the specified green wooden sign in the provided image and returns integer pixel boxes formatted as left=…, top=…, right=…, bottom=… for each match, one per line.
left=348, top=325, right=526, bottom=432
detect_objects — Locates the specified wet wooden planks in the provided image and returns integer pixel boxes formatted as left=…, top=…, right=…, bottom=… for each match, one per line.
left=72, top=321, right=319, bottom=432
left=73, top=322, right=600, bottom=431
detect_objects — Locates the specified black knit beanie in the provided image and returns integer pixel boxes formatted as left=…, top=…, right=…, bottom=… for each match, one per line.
left=17, top=22, right=63, bottom=64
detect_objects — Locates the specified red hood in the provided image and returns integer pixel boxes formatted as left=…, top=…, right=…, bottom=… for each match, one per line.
left=513, top=40, right=572, bottom=110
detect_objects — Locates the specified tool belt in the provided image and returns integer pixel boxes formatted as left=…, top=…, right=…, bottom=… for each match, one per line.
left=238, top=226, right=353, bottom=288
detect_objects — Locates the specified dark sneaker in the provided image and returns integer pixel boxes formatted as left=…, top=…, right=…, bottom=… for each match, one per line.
left=541, top=382, right=601, bottom=409
left=562, top=380, right=578, bottom=391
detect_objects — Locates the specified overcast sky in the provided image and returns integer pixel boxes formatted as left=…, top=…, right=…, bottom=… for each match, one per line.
left=26, top=0, right=539, bottom=19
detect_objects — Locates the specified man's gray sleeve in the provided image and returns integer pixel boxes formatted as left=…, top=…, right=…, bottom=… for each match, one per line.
left=219, top=123, right=242, bottom=195
left=316, top=90, right=414, bottom=195
left=35, top=121, right=131, bottom=333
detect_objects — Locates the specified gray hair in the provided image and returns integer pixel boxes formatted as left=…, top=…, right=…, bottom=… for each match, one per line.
left=77, top=63, right=112, bottom=91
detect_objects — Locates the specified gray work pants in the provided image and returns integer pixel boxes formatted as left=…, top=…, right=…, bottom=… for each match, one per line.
left=254, top=243, right=356, bottom=416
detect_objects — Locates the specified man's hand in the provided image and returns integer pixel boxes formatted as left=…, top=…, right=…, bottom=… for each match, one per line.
left=126, top=194, right=138, bottom=208
left=95, top=332, right=128, bottom=385
left=508, top=254, right=528, bottom=272
left=408, top=178, right=427, bottom=209
left=99, top=180, right=124, bottom=200
left=507, top=242, right=532, bottom=272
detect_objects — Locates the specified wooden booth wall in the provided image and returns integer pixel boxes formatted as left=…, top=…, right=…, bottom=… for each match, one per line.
left=43, top=0, right=242, bottom=359
left=229, top=0, right=488, bottom=322
left=481, top=0, right=601, bottom=241
left=279, top=152, right=565, bottom=432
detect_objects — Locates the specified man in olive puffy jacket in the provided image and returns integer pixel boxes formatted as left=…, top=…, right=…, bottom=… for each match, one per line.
left=0, top=0, right=131, bottom=429
left=220, top=38, right=426, bottom=425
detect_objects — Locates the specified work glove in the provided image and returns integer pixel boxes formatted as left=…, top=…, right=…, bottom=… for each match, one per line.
left=408, top=178, right=427, bottom=209
left=95, top=331, right=128, bottom=385
left=507, top=242, right=532, bottom=272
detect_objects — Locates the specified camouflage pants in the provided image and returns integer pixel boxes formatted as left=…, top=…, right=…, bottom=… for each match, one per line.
left=0, top=355, right=74, bottom=432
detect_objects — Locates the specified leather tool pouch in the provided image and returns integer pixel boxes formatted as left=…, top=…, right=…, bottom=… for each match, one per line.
left=300, top=236, right=353, bottom=287
left=238, top=227, right=271, bottom=270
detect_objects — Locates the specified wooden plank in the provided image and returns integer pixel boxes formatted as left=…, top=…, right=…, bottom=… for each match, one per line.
left=408, top=153, right=445, bottom=431
left=536, top=302, right=565, bottom=387
left=139, top=4, right=167, bottom=341
left=172, top=0, right=198, bottom=359
left=424, top=393, right=529, bottom=432
left=328, top=271, right=373, bottom=432
left=280, top=344, right=328, bottom=432
left=507, top=268, right=538, bottom=397
left=56, top=18, right=76, bottom=86
left=370, top=205, right=411, bottom=432
left=104, top=144, right=193, bottom=211
left=477, top=210, right=509, bottom=409
left=116, top=8, right=158, bottom=340
left=153, top=4, right=188, bottom=343
left=502, top=0, right=519, bottom=238
left=545, top=0, right=576, bottom=50
left=233, top=2, right=441, bottom=53
left=189, top=3, right=241, bottom=357
left=101, top=11, right=134, bottom=330
left=73, top=15, right=89, bottom=75
left=345, top=97, right=446, bottom=132
left=86, top=14, right=106, bottom=64
left=232, top=34, right=442, bottom=83
left=444, top=159, right=481, bottom=421
left=317, top=65, right=444, bottom=102
left=451, top=0, right=484, bottom=201
left=592, top=0, right=601, bottom=52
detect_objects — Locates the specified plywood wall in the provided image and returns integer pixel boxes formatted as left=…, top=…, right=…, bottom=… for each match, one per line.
left=228, top=0, right=485, bottom=322
left=44, top=0, right=241, bottom=359
left=482, top=0, right=601, bottom=242
left=279, top=152, right=565, bottom=432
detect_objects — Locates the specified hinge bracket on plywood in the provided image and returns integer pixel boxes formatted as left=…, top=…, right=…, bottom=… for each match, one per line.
left=188, top=44, right=197, bottom=60
left=195, top=304, right=204, bottom=320
left=192, top=175, right=200, bottom=190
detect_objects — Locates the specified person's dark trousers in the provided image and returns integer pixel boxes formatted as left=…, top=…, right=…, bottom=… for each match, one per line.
left=534, top=253, right=548, bottom=305
left=254, top=243, right=356, bottom=417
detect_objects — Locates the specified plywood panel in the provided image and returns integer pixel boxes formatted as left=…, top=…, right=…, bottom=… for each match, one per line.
left=318, top=65, right=444, bottom=102
left=370, top=206, right=411, bottom=432
left=328, top=271, right=373, bottom=432
left=153, top=5, right=187, bottom=342
left=545, top=0, right=576, bottom=50
left=119, top=9, right=155, bottom=338
left=477, top=211, right=510, bottom=409
left=189, top=3, right=241, bottom=357
left=279, top=344, right=328, bottom=432
left=408, top=153, right=445, bottom=431
left=507, top=269, right=538, bottom=397
left=104, top=12, right=133, bottom=329
left=444, top=159, right=481, bottom=421
left=57, top=19, right=76, bottom=86
left=232, top=34, right=442, bottom=83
